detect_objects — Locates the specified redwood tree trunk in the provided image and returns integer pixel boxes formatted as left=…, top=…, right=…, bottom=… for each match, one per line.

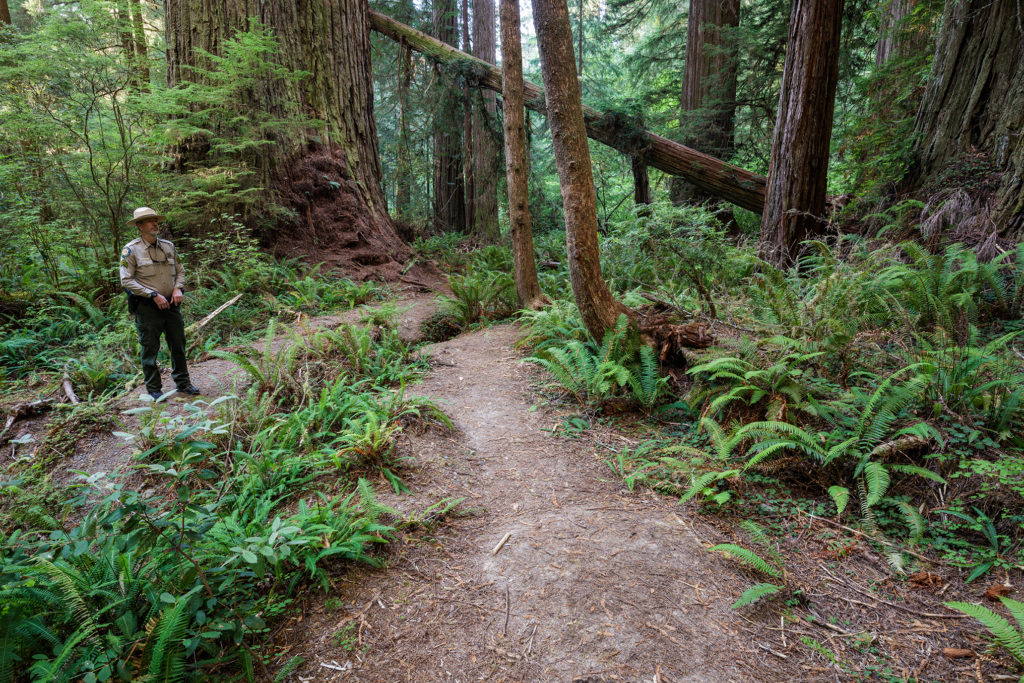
left=632, top=157, right=651, bottom=208
left=165, top=0, right=410, bottom=273
left=671, top=0, right=739, bottom=207
left=432, top=0, right=467, bottom=232
left=501, top=0, right=546, bottom=308
left=129, top=0, right=150, bottom=91
left=471, top=0, right=500, bottom=240
left=758, top=0, right=843, bottom=268
left=907, top=0, right=1024, bottom=235
left=532, top=0, right=631, bottom=339
left=874, top=0, right=922, bottom=66
left=393, top=0, right=416, bottom=220
left=0, top=0, right=10, bottom=25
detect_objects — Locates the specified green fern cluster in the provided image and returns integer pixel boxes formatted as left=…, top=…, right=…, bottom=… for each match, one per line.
left=526, top=314, right=668, bottom=410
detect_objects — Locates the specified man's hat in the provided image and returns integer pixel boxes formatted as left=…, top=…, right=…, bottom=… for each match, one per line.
left=127, top=206, right=164, bottom=226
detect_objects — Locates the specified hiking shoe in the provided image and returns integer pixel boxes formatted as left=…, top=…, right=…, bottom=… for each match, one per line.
left=177, top=384, right=201, bottom=396
left=148, top=390, right=163, bottom=401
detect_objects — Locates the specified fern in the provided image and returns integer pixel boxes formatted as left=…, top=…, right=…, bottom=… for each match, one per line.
left=946, top=599, right=1024, bottom=668
left=862, top=462, right=891, bottom=507
left=708, top=544, right=782, bottom=578
left=731, top=583, right=783, bottom=609
left=828, top=486, right=850, bottom=517
left=146, top=599, right=189, bottom=683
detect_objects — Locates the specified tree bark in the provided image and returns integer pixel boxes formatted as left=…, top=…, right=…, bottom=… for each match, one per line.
left=166, top=0, right=411, bottom=272
left=462, top=0, right=474, bottom=233
left=472, top=0, right=500, bottom=240
left=632, top=156, right=651, bottom=209
left=432, top=0, right=467, bottom=232
left=906, top=0, right=1024, bottom=235
left=129, top=0, right=150, bottom=91
left=671, top=0, right=739, bottom=207
left=393, top=0, right=416, bottom=221
left=874, top=0, right=921, bottom=66
left=758, top=0, right=843, bottom=268
left=369, top=9, right=767, bottom=213
left=501, top=0, right=546, bottom=309
left=0, top=0, right=12, bottom=25
left=532, top=0, right=631, bottom=339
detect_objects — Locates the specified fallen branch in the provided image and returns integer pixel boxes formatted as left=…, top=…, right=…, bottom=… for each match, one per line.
left=187, top=293, right=243, bottom=335
left=1, top=399, right=55, bottom=443
left=62, top=371, right=80, bottom=405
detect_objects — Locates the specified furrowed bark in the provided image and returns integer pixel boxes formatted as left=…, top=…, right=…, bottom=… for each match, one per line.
left=369, top=9, right=766, bottom=213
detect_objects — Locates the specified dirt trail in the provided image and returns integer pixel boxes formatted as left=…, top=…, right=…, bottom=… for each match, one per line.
left=287, top=324, right=758, bottom=682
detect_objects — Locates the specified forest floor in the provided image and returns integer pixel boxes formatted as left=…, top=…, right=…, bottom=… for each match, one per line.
left=3, top=285, right=1019, bottom=682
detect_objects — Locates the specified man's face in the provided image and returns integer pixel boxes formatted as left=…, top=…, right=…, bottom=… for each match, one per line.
left=137, top=218, right=159, bottom=241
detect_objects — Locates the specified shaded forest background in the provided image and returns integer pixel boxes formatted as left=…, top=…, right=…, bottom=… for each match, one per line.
left=3, top=0, right=1024, bottom=680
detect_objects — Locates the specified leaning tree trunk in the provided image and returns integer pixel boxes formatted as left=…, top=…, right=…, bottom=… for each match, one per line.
left=432, top=0, right=467, bottom=232
left=758, top=0, right=843, bottom=268
left=671, top=0, right=739, bottom=208
left=905, top=0, right=1024, bottom=236
left=166, top=0, right=412, bottom=276
left=501, top=0, right=546, bottom=309
left=471, top=0, right=500, bottom=241
left=532, top=0, right=632, bottom=339
left=368, top=10, right=767, bottom=213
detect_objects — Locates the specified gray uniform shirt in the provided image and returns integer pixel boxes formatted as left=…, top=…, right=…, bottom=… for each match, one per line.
left=119, top=237, right=185, bottom=298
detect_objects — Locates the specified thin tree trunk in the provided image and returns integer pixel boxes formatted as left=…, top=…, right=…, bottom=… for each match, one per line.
left=472, top=0, right=500, bottom=240
left=433, top=0, right=467, bottom=232
left=369, top=9, right=767, bottom=213
left=501, top=0, right=546, bottom=308
left=532, top=0, right=631, bottom=339
left=758, top=0, right=843, bottom=268
left=394, top=41, right=413, bottom=219
left=670, top=0, right=739, bottom=210
left=462, top=0, right=475, bottom=234
left=129, top=0, right=150, bottom=91
left=632, top=157, right=651, bottom=212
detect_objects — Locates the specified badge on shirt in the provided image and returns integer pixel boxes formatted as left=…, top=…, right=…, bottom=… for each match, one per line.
left=120, top=246, right=131, bottom=265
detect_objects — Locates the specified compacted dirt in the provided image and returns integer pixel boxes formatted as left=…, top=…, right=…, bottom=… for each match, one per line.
left=280, top=325, right=758, bottom=682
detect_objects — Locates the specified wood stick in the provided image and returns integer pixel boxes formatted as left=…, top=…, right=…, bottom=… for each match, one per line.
left=62, top=372, right=80, bottom=405
left=187, top=293, right=243, bottom=335
left=492, top=531, right=513, bottom=555
left=503, top=582, right=511, bottom=636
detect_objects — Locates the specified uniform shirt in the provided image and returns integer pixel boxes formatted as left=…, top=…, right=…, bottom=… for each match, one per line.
left=119, top=237, right=185, bottom=299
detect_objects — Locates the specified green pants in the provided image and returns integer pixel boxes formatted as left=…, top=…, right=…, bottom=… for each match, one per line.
left=135, top=301, right=191, bottom=394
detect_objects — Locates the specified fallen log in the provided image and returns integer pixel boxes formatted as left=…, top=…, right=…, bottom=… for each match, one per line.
left=368, top=10, right=767, bottom=213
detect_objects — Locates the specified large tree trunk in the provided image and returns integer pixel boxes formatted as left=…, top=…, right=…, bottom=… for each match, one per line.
left=471, top=0, right=500, bottom=240
left=758, top=0, right=843, bottom=268
left=874, top=0, right=922, bottom=66
left=501, top=0, right=546, bottom=309
left=369, top=10, right=767, bottom=213
left=532, top=0, right=631, bottom=339
left=166, top=0, right=411, bottom=277
left=462, top=0, right=475, bottom=233
left=906, top=0, right=1024, bottom=236
left=432, top=0, right=467, bottom=232
left=0, top=0, right=10, bottom=25
left=671, top=0, right=739, bottom=207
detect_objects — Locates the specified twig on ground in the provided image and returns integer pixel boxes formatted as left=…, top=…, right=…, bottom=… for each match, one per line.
left=492, top=531, right=512, bottom=555
left=503, top=582, right=510, bottom=636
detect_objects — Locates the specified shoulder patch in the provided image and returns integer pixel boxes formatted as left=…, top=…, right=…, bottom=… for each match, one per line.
left=121, top=247, right=131, bottom=258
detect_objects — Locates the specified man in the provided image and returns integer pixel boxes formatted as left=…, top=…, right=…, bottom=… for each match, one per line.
left=120, top=206, right=201, bottom=400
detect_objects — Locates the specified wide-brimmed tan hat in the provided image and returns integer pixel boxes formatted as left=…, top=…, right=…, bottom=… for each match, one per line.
left=127, top=206, right=164, bottom=226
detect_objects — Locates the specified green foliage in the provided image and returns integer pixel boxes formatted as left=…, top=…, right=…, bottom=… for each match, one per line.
left=731, top=583, right=784, bottom=610
left=708, top=544, right=782, bottom=579
left=945, top=598, right=1024, bottom=672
